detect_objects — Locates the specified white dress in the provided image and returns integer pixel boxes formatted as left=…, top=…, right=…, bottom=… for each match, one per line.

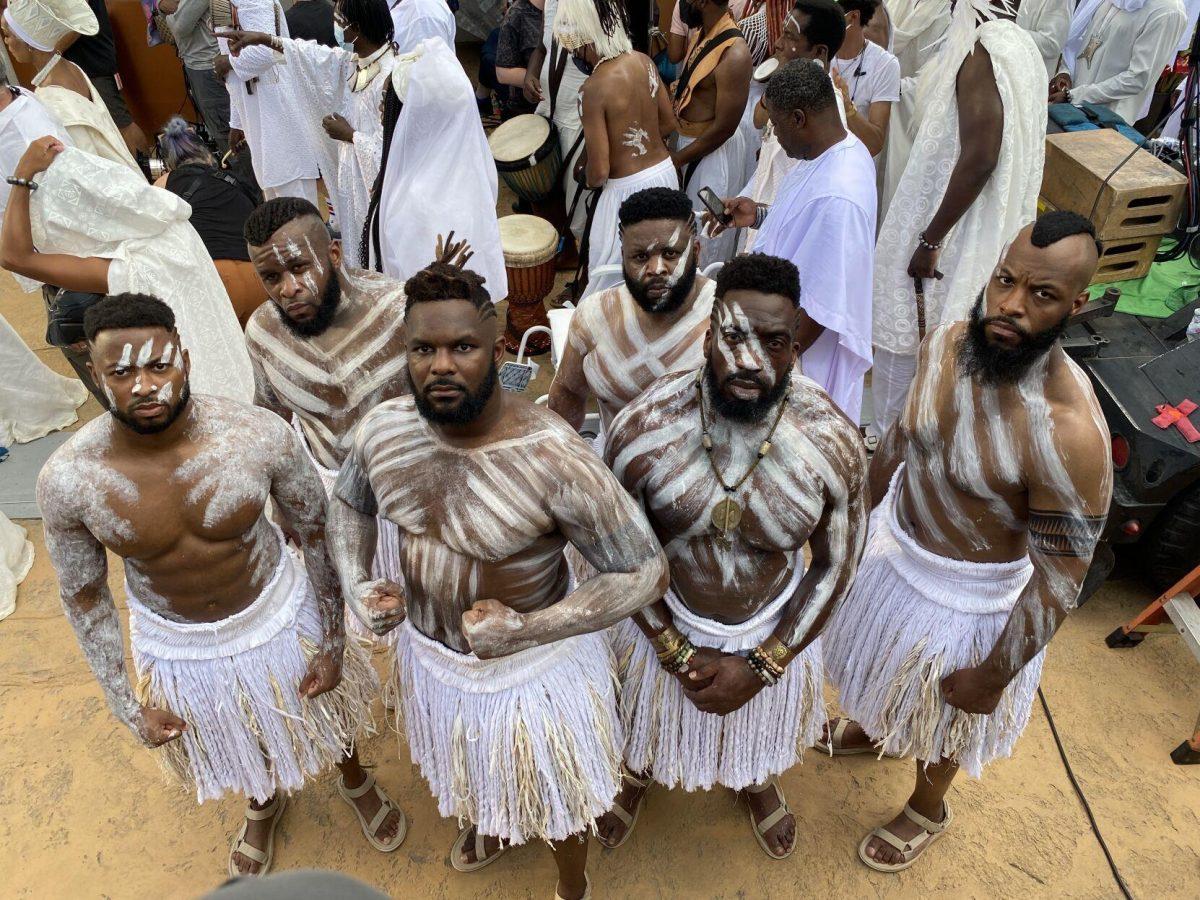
left=873, top=18, right=1045, bottom=358
left=31, top=148, right=254, bottom=402
left=1016, top=0, right=1073, bottom=79
left=275, top=40, right=392, bottom=265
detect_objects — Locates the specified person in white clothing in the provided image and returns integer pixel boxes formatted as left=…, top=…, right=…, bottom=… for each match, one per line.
left=1, top=0, right=139, bottom=173
left=871, top=0, right=1045, bottom=435
left=889, top=0, right=950, bottom=79
left=1051, top=0, right=1187, bottom=125
left=1015, top=0, right=1071, bottom=80
left=223, top=0, right=395, bottom=263
left=389, top=0, right=455, bottom=51
left=0, top=139, right=255, bottom=403
left=217, top=0, right=320, bottom=203
left=712, top=59, right=875, bottom=424
left=830, top=0, right=901, bottom=157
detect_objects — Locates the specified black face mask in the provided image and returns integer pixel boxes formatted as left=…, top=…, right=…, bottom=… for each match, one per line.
left=679, top=0, right=705, bottom=29
left=573, top=55, right=594, bottom=75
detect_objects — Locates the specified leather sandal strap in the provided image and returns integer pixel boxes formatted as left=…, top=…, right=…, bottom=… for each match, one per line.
left=902, top=803, right=949, bottom=834
left=233, top=840, right=268, bottom=864
left=244, top=799, right=281, bottom=821
left=832, top=718, right=849, bottom=746
left=342, top=773, right=378, bottom=800
left=474, top=831, right=486, bottom=864
left=608, top=800, right=634, bottom=827
left=871, top=825, right=925, bottom=855
left=756, top=804, right=790, bottom=836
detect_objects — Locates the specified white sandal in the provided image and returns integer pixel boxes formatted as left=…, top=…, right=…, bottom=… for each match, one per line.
left=338, top=772, right=407, bottom=852
left=743, top=778, right=796, bottom=860
left=815, top=717, right=898, bottom=757
left=596, top=771, right=650, bottom=850
left=449, top=826, right=509, bottom=873
left=227, top=795, right=287, bottom=878
left=858, top=801, right=953, bottom=873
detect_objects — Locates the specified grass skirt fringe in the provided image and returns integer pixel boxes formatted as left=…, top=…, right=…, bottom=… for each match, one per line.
left=822, top=468, right=1041, bottom=778
left=394, top=622, right=622, bottom=844
left=614, top=564, right=826, bottom=792
left=128, top=541, right=378, bottom=804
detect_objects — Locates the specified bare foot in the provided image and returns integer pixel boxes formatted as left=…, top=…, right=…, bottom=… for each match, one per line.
left=862, top=802, right=947, bottom=867
left=743, top=783, right=795, bottom=857
left=342, top=774, right=403, bottom=845
left=595, top=774, right=649, bottom=848
left=458, top=826, right=504, bottom=866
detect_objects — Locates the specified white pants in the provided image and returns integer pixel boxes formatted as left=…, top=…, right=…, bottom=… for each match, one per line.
left=264, top=177, right=320, bottom=206
left=870, top=347, right=918, bottom=436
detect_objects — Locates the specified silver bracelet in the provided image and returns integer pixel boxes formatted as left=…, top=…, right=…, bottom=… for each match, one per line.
left=5, top=176, right=37, bottom=191
left=753, top=203, right=769, bottom=230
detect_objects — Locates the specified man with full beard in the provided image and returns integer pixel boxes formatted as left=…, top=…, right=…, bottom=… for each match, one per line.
left=548, top=188, right=713, bottom=443
left=596, top=253, right=868, bottom=857
left=326, top=263, right=668, bottom=899
left=36, top=293, right=404, bottom=877
left=819, top=211, right=1113, bottom=873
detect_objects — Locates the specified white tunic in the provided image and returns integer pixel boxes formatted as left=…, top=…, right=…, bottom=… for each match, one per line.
left=31, top=148, right=255, bottom=403
left=1060, top=0, right=1187, bottom=124
left=274, top=40, right=392, bottom=266
left=35, top=70, right=139, bottom=174
left=390, top=0, right=456, bottom=52
left=1016, top=0, right=1072, bottom=79
left=224, top=0, right=319, bottom=189
left=874, top=19, right=1045, bottom=357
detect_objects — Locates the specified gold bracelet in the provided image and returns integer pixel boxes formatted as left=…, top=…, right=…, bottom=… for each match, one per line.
left=758, top=635, right=795, bottom=670
left=653, top=626, right=687, bottom=661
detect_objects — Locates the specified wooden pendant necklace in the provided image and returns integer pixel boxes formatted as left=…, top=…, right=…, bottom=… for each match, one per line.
left=696, top=376, right=790, bottom=545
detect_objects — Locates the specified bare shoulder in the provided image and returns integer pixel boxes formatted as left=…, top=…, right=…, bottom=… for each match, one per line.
left=785, top=375, right=867, bottom=483
left=606, top=370, right=695, bottom=469
left=346, top=266, right=408, bottom=314
left=36, top=417, right=115, bottom=507
left=1050, top=358, right=1111, bottom=474
left=245, top=300, right=281, bottom=346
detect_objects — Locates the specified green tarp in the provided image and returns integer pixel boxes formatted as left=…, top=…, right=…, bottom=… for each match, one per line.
left=1088, top=240, right=1200, bottom=317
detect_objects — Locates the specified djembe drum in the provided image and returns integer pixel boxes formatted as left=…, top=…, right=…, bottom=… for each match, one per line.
left=499, top=215, right=558, bottom=355
left=488, top=114, right=563, bottom=204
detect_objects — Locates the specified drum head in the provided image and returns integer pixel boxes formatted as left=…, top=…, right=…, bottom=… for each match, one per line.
left=499, top=215, right=560, bottom=266
left=753, top=57, right=779, bottom=83
left=489, top=114, right=552, bottom=163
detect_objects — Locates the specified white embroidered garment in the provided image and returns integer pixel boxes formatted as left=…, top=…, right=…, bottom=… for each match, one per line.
left=889, top=0, right=951, bottom=78
left=0, top=511, right=34, bottom=622
left=274, top=39, right=392, bottom=264
left=0, top=311, right=87, bottom=445
left=373, top=38, right=507, bottom=302
left=35, top=68, right=139, bottom=173
left=390, top=0, right=456, bottom=52
left=223, top=0, right=320, bottom=189
left=873, top=17, right=1045, bottom=357
left=754, top=134, right=876, bottom=424
left=30, top=148, right=255, bottom=402
left=1060, top=0, right=1187, bottom=124
left=1016, top=0, right=1073, bottom=79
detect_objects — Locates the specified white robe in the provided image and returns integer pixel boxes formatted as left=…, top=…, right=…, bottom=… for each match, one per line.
left=31, top=148, right=254, bottom=403
left=753, top=134, right=877, bottom=424
left=35, top=72, right=138, bottom=174
left=874, top=19, right=1045, bottom=358
left=274, top=40, right=392, bottom=265
left=1060, top=0, right=1187, bottom=124
left=223, top=0, right=319, bottom=190
left=535, top=0, right=588, bottom=240
left=390, top=0, right=456, bottom=52
left=373, top=39, right=507, bottom=301
left=890, top=0, right=951, bottom=79
left=1016, top=0, right=1072, bottom=79
left=0, top=511, right=33, bottom=622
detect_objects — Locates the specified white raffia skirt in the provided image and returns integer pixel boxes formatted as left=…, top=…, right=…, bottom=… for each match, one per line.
left=293, top=416, right=402, bottom=641
left=822, top=468, right=1040, bottom=778
left=394, top=622, right=622, bottom=844
left=613, top=562, right=825, bottom=792
left=127, top=538, right=378, bottom=804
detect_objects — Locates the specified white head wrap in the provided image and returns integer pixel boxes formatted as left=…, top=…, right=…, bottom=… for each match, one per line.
left=553, top=0, right=633, bottom=60
left=915, top=0, right=1015, bottom=107
left=3, top=0, right=97, bottom=54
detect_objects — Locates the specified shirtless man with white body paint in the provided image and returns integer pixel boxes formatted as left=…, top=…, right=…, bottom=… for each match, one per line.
left=548, top=186, right=713, bottom=438
left=35, top=293, right=406, bottom=878
left=594, top=252, right=867, bottom=858
left=326, top=263, right=669, bottom=900
left=819, top=211, right=1113, bottom=873
left=553, top=0, right=681, bottom=295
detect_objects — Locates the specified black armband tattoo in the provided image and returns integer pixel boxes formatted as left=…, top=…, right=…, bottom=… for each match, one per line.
left=1028, top=509, right=1105, bottom=557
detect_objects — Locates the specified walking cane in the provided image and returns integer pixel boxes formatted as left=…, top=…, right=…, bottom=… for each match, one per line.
left=913, top=276, right=927, bottom=341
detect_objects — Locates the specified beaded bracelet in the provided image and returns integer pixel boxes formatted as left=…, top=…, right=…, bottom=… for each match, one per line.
left=746, top=649, right=781, bottom=687
left=917, top=231, right=943, bottom=252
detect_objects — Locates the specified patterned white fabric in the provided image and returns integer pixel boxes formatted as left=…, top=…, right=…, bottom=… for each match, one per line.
left=889, top=0, right=952, bottom=78
left=872, top=18, right=1045, bottom=357
left=222, top=0, right=320, bottom=189
left=35, top=70, right=139, bottom=173
left=30, top=147, right=255, bottom=402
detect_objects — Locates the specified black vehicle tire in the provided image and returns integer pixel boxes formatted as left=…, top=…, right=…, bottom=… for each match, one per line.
left=1139, top=482, right=1200, bottom=590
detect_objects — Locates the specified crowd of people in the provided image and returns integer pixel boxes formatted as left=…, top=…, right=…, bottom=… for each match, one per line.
left=0, top=0, right=1190, bottom=893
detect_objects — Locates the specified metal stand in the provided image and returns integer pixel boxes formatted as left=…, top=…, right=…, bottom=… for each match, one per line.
left=1106, top=563, right=1200, bottom=763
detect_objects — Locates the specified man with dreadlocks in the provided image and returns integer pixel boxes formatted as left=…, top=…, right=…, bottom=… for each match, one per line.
left=870, top=0, right=1045, bottom=436
left=360, top=37, right=507, bottom=298
left=552, top=0, right=680, bottom=296
left=327, top=262, right=668, bottom=899
left=222, top=0, right=396, bottom=255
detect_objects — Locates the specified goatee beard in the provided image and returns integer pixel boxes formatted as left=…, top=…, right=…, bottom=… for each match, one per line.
left=625, top=253, right=697, bottom=316
left=679, top=0, right=704, bottom=28
left=413, top=359, right=499, bottom=425
left=957, top=291, right=1068, bottom=385
left=705, top=362, right=790, bottom=424
left=276, top=268, right=342, bottom=337
left=111, top=382, right=192, bottom=435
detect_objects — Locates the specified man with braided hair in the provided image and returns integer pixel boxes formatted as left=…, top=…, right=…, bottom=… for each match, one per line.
left=327, top=262, right=668, bottom=898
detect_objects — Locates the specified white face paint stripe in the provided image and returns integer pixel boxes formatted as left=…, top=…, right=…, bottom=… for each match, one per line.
left=118, top=344, right=132, bottom=368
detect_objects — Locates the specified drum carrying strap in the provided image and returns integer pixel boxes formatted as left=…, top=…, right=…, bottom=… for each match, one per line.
left=549, top=38, right=569, bottom=123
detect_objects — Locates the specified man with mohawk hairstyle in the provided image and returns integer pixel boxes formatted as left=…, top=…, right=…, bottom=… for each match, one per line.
left=553, top=0, right=680, bottom=296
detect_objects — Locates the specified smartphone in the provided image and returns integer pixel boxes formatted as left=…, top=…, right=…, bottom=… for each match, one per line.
left=698, top=186, right=732, bottom=226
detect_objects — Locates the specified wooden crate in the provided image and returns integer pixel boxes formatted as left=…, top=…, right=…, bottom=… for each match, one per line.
left=1092, top=233, right=1162, bottom=285
left=1041, top=131, right=1186, bottom=241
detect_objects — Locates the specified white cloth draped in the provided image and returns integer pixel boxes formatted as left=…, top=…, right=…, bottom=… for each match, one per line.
left=223, top=0, right=320, bottom=190
left=390, top=0, right=456, bottom=52
left=0, top=511, right=33, bottom=622
left=275, top=40, right=392, bottom=264
left=1016, top=0, right=1073, bottom=79
left=374, top=38, right=507, bottom=301
left=31, top=148, right=254, bottom=402
left=35, top=72, right=139, bottom=174
left=873, top=18, right=1045, bottom=358
left=890, top=0, right=952, bottom=78
left=0, top=312, right=87, bottom=445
